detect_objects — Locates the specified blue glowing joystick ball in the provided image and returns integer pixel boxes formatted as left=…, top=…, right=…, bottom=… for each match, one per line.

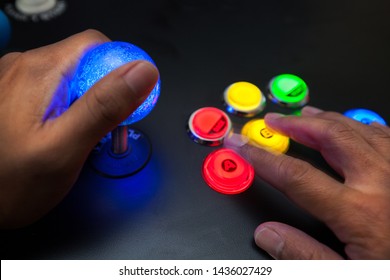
left=71, top=41, right=161, bottom=126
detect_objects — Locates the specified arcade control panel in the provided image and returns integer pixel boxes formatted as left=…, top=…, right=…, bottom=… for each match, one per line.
left=1, top=0, right=389, bottom=259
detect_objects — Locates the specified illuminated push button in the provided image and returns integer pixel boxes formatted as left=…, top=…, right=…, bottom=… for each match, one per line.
left=16, top=0, right=57, bottom=15
left=223, top=82, right=266, bottom=117
left=241, top=119, right=289, bottom=153
left=344, top=108, right=387, bottom=125
left=202, top=148, right=255, bottom=195
left=187, top=107, right=232, bottom=146
left=268, top=74, right=309, bottom=108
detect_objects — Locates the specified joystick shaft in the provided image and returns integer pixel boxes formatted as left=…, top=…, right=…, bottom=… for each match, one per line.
left=111, top=126, right=128, bottom=155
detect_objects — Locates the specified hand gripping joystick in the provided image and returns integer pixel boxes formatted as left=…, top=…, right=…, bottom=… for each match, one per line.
left=71, top=42, right=161, bottom=178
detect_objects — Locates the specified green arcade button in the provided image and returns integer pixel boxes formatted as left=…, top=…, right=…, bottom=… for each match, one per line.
left=268, top=74, right=309, bottom=108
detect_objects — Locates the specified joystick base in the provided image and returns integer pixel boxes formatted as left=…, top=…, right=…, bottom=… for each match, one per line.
left=89, top=127, right=152, bottom=178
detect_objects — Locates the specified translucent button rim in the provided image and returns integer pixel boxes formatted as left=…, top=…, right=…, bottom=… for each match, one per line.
left=188, top=107, right=232, bottom=146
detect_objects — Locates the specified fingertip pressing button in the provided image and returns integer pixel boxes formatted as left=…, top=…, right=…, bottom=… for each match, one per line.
left=268, top=74, right=309, bottom=108
left=344, top=108, right=387, bottom=126
left=223, top=81, right=266, bottom=117
left=187, top=107, right=232, bottom=146
left=202, top=148, right=255, bottom=195
left=241, top=119, right=289, bottom=153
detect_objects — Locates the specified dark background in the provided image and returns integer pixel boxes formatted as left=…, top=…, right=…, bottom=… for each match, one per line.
left=1, top=0, right=389, bottom=259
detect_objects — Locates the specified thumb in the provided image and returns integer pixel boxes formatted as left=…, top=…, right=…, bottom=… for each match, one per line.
left=57, top=60, right=159, bottom=151
left=254, top=222, right=343, bottom=260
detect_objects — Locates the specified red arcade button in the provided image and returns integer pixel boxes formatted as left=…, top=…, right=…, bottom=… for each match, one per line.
left=202, top=148, right=255, bottom=194
left=187, top=107, right=232, bottom=146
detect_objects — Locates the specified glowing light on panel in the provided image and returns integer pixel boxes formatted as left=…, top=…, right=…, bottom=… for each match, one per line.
left=268, top=74, right=309, bottom=108
left=223, top=81, right=266, bottom=117
left=344, top=108, right=387, bottom=125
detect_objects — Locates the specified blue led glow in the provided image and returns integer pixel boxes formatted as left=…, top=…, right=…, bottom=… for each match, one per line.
left=0, top=10, right=11, bottom=49
left=70, top=41, right=161, bottom=126
left=344, top=108, right=387, bottom=126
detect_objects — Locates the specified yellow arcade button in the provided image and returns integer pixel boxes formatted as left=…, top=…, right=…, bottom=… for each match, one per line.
left=241, top=119, right=289, bottom=153
left=224, top=82, right=266, bottom=117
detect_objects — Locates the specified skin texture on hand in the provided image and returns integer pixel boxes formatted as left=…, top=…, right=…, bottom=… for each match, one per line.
left=230, top=106, right=390, bottom=259
left=0, top=30, right=159, bottom=229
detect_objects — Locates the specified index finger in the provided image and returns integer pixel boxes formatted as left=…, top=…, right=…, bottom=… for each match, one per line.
left=264, top=113, right=388, bottom=192
left=233, top=142, right=351, bottom=225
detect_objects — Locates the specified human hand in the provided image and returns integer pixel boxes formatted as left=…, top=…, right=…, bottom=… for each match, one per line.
left=0, top=30, right=159, bottom=229
left=232, top=106, right=390, bottom=259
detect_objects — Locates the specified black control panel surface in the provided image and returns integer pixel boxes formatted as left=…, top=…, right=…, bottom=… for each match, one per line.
left=1, top=0, right=389, bottom=259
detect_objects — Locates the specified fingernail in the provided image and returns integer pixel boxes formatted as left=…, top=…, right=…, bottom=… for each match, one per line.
left=254, top=226, right=284, bottom=259
left=224, top=133, right=254, bottom=164
left=301, top=106, right=323, bottom=116
left=224, top=133, right=249, bottom=149
left=123, top=61, right=159, bottom=100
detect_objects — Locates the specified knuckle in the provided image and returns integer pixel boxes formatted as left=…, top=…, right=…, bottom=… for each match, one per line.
left=9, top=51, right=33, bottom=67
left=324, top=121, right=355, bottom=142
left=80, top=29, right=110, bottom=44
left=0, top=52, right=22, bottom=77
left=367, top=126, right=390, bottom=145
left=377, top=123, right=390, bottom=135
left=0, top=52, right=21, bottom=64
left=317, top=111, right=344, bottom=120
left=16, top=51, right=57, bottom=80
left=1, top=51, right=42, bottom=78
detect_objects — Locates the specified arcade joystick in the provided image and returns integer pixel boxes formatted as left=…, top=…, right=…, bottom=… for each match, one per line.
left=71, top=41, right=161, bottom=178
left=15, top=0, right=56, bottom=15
